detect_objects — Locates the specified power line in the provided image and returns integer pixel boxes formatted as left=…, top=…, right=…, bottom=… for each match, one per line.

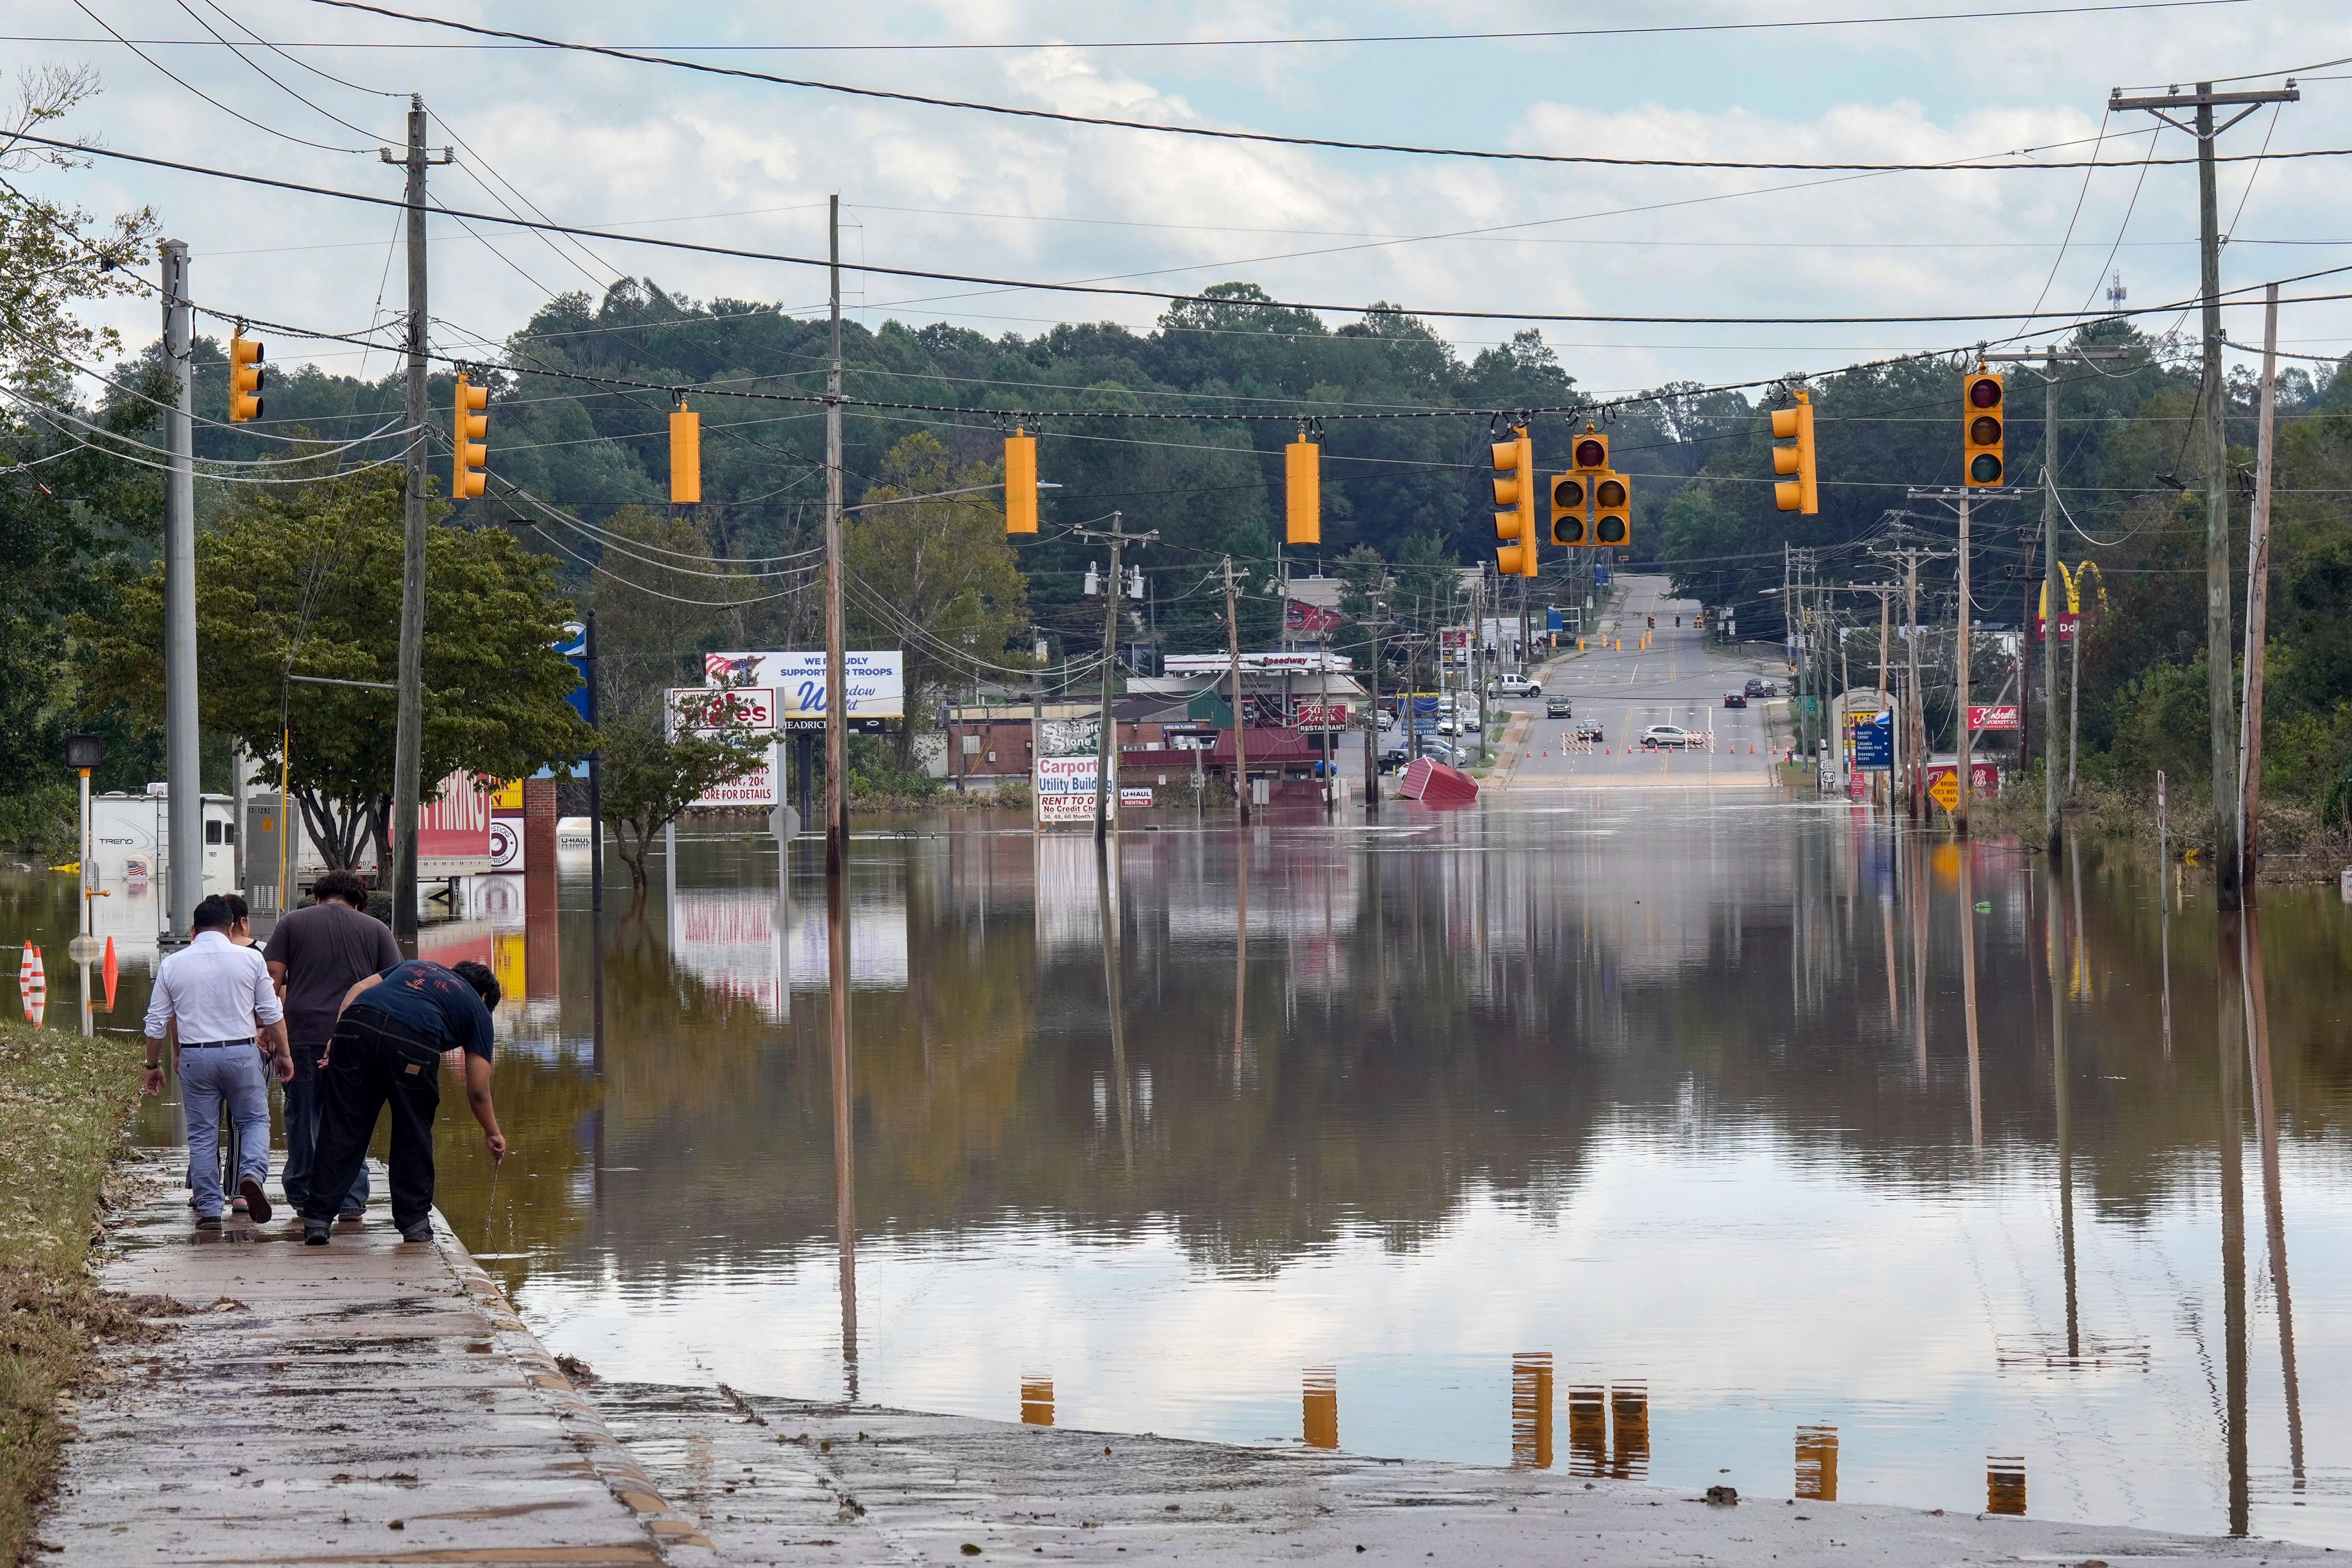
left=167, top=0, right=388, bottom=143
left=71, top=0, right=372, bottom=154
left=30, top=130, right=2352, bottom=330
left=306, top=1, right=2291, bottom=175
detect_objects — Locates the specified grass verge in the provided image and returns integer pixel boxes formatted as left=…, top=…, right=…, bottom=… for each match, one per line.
left=0, top=1018, right=144, bottom=1563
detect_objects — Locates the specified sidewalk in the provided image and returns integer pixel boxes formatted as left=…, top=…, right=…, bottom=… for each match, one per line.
left=39, top=1152, right=718, bottom=1567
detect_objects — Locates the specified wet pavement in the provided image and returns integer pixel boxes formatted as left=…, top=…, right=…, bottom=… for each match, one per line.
left=12, top=767, right=2352, bottom=1551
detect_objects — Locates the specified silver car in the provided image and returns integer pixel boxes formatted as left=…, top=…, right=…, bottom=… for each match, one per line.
left=1640, top=724, right=1694, bottom=750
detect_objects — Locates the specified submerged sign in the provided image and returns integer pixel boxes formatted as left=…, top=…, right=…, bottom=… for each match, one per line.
left=1035, top=755, right=1111, bottom=826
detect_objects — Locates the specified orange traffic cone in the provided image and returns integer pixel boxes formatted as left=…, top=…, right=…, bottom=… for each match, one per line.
left=23, top=944, right=44, bottom=995
left=14, top=945, right=29, bottom=986
left=102, top=937, right=117, bottom=1011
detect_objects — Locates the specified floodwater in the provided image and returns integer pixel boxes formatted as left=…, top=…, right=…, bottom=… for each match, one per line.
left=12, top=797, right=2352, bottom=1546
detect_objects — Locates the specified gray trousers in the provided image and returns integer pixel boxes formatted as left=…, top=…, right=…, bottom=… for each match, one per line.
left=181, top=1046, right=271, bottom=1218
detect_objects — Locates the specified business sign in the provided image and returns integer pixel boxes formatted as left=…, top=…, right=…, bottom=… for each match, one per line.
left=556, top=624, right=590, bottom=722
left=1165, top=652, right=1351, bottom=676
left=1968, top=704, right=2021, bottom=731
left=669, top=687, right=777, bottom=733
left=1285, top=600, right=1344, bottom=636
left=418, top=771, right=493, bottom=867
left=1035, top=755, right=1112, bottom=826
left=1120, top=787, right=1154, bottom=809
left=705, top=650, right=904, bottom=722
left=1293, top=701, right=1352, bottom=731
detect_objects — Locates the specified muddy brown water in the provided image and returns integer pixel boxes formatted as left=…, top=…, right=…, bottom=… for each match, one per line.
left=13, top=797, right=2352, bottom=1544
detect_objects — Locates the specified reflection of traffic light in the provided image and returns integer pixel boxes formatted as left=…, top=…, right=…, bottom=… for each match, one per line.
left=1550, top=472, right=1589, bottom=546
left=1303, top=1367, right=1339, bottom=1450
left=1964, top=371, right=2005, bottom=488
left=451, top=372, right=488, bottom=499
left=1771, top=390, right=1817, bottom=514
left=668, top=395, right=700, bottom=505
left=1593, top=472, right=1631, bottom=546
left=1492, top=426, right=1536, bottom=579
left=1512, top=1352, right=1554, bottom=1471
left=1020, top=1376, right=1054, bottom=1428
left=228, top=331, right=264, bottom=423
left=1004, top=427, right=1037, bottom=534
left=1286, top=432, right=1320, bottom=545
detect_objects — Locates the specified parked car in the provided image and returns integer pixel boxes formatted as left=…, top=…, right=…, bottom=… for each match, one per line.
left=1723, top=691, right=1747, bottom=709
left=1457, top=709, right=1480, bottom=733
left=1571, top=721, right=1604, bottom=743
left=1545, top=695, right=1573, bottom=718
left=1488, top=674, right=1542, bottom=698
left=1378, top=709, right=1398, bottom=731
left=1640, top=724, right=1695, bottom=750
left=1743, top=677, right=1774, bottom=699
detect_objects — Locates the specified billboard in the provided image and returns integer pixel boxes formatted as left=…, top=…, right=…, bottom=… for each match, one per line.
left=418, top=771, right=494, bottom=871
left=705, top=650, right=902, bottom=728
left=1036, top=755, right=1110, bottom=826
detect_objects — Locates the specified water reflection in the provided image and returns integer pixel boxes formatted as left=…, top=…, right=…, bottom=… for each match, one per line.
left=1795, top=1424, right=1839, bottom=1502
left=1021, top=1376, right=1054, bottom=1428
left=1302, top=1367, right=1338, bottom=1450
left=1987, top=1455, right=2027, bottom=1515
left=1510, top=1352, right=1553, bottom=1471
left=13, top=799, right=2352, bottom=1546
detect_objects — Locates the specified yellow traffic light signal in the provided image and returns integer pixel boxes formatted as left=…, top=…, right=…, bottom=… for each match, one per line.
left=1286, top=432, right=1320, bottom=545
left=451, top=372, right=488, bottom=499
left=669, top=396, right=700, bottom=505
left=1550, top=472, right=1589, bottom=546
left=1492, top=426, right=1536, bottom=579
left=228, top=331, right=264, bottom=423
left=1771, top=390, right=1817, bottom=514
left=1593, top=472, right=1632, bottom=546
left=1964, top=370, right=2005, bottom=487
left=1004, top=427, right=1037, bottom=535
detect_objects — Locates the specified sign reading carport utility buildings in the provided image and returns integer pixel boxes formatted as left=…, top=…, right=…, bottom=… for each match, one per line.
left=1035, top=755, right=1110, bottom=826
left=705, top=650, right=902, bottom=733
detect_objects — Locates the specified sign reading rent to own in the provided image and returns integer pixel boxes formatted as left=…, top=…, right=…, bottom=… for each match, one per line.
left=1035, top=755, right=1109, bottom=826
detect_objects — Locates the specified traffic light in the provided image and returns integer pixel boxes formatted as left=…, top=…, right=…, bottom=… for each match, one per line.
left=1964, top=370, right=2004, bottom=488
left=228, top=331, right=264, bottom=423
left=1286, top=431, right=1320, bottom=546
left=1771, top=390, right=1817, bottom=514
left=1572, top=424, right=1608, bottom=475
left=1550, top=472, right=1589, bottom=546
left=1492, top=426, right=1536, bottom=579
left=451, top=372, right=488, bottom=500
left=1593, top=471, right=1631, bottom=546
left=1004, top=426, right=1037, bottom=535
left=668, top=396, right=700, bottom=505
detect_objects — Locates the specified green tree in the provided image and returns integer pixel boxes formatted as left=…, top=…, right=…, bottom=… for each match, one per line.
left=83, top=467, right=592, bottom=869
left=846, top=432, right=1030, bottom=769
left=598, top=718, right=767, bottom=900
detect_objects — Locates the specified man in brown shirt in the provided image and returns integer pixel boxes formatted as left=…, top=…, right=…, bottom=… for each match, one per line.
left=263, top=870, right=399, bottom=1218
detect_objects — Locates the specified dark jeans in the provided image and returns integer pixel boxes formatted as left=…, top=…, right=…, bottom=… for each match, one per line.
left=281, top=1072, right=370, bottom=1215
left=302, top=1013, right=442, bottom=1231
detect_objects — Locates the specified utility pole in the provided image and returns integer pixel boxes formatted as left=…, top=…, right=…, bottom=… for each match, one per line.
left=1986, top=342, right=2133, bottom=849
left=1872, top=524, right=1956, bottom=820
left=2240, top=282, right=2280, bottom=892
left=2113, top=79, right=2297, bottom=911
left=1224, top=556, right=1251, bottom=825
left=159, top=239, right=198, bottom=942
left=1957, top=491, right=1973, bottom=836
left=1079, top=518, right=1156, bottom=837
left=382, top=96, right=450, bottom=941
left=1363, top=598, right=1383, bottom=813
left=823, top=193, right=849, bottom=877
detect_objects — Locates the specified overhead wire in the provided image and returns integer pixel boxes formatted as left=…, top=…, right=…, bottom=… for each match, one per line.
left=168, top=0, right=389, bottom=143
left=72, top=0, right=373, bottom=154
left=305, top=1, right=2283, bottom=176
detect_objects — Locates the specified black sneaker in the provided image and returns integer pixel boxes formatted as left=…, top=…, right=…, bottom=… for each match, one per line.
left=303, top=1219, right=331, bottom=1246
left=399, top=1221, right=433, bottom=1243
left=238, top=1177, right=272, bottom=1225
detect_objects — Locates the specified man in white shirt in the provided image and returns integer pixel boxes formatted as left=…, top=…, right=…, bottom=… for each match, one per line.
left=143, top=894, right=294, bottom=1229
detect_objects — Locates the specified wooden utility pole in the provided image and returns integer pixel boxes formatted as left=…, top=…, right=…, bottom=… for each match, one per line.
left=158, top=239, right=198, bottom=941
left=1956, top=491, right=1973, bottom=836
left=2240, top=282, right=2280, bottom=891
left=2113, top=80, right=2297, bottom=910
left=385, top=97, right=450, bottom=940
left=1224, top=556, right=1251, bottom=824
left=1095, top=524, right=1122, bottom=839
left=823, top=194, right=849, bottom=876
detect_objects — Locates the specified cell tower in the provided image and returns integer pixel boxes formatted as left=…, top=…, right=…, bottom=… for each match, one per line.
left=2106, top=272, right=2127, bottom=311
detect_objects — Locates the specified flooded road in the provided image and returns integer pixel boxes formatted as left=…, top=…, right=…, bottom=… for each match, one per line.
left=14, top=797, right=2352, bottom=1545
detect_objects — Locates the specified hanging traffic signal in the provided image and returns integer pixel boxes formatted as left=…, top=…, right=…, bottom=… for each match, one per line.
left=669, top=396, right=700, bottom=505
left=1550, top=472, right=1589, bottom=546
left=1286, top=431, right=1321, bottom=546
left=1572, top=425, right=1608, bottom=475
left=228, top=331, right=264, bottom=423
left=1964, top=370, right=2005, bottom=488
left=1771, top=390, right=1817, bottom=514
left=451, top=372, right=488, bottom=499
left=1004, top=426, right=1037, bottom=535
left=1593, top=472, right=1632, bottom=546
left=1492, top=426, right=1536, bottom=579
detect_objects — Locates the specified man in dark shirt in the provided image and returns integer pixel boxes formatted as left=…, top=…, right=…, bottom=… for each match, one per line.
left=263, top=870, right=399, bottom=1220
left=301, top=957, right=508, bottom=1246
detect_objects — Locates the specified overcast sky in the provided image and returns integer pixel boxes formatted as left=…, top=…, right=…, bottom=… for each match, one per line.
left=10, top=0, right=2351, bottom=398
